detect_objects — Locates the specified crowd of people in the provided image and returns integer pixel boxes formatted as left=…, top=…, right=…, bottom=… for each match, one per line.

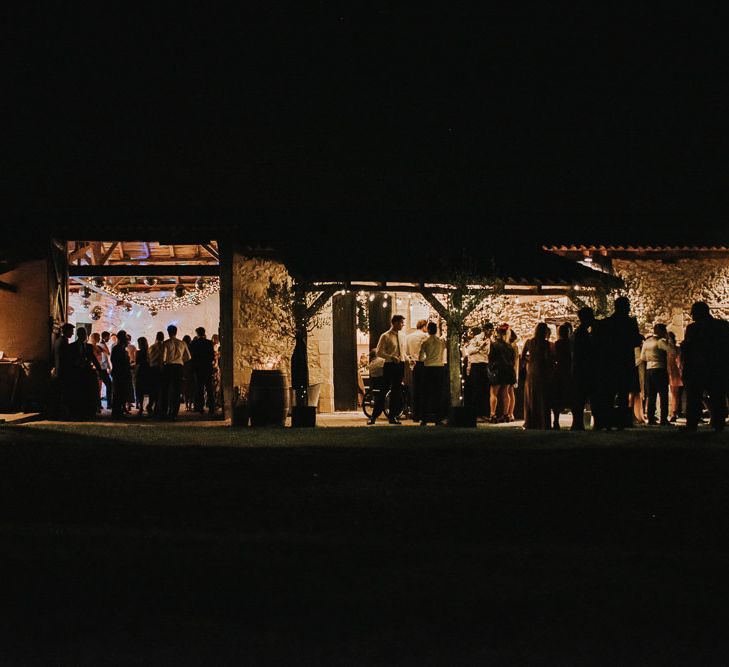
left=365, top=298, right=729, bottom=431
left=52, top=324, right=221, bottom=421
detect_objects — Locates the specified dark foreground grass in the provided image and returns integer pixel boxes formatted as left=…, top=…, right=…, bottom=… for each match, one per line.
left=2, top=424, right=729, bottom=665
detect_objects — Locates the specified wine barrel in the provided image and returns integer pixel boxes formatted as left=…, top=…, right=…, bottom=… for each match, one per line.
left=248, top=370, right=290, bottom=427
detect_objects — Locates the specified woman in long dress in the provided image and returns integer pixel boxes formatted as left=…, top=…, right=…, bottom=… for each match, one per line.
left=523, top=322, right=555, bottom=429
left=551, top=322, right=573, bottom=430
left=667, top=331, right=683, bottom=421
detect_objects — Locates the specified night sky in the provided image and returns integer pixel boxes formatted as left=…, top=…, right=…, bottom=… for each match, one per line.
left=7, top=7, right=729, bottom=245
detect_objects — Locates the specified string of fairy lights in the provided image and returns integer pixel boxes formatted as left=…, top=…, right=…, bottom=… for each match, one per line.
left=79, top=277, right=220, bottom=316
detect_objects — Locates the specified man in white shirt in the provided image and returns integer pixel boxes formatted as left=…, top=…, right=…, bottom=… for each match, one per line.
left=419, top=322, right=447, bottom=425
left=97, top=330, right=113, bottom=410
left=159, top=324, right=191, bottom=420
left=465, top=322, right=493, bottom=420
left=406, top=319, right=429, bottom=422
left=368, top=314, right=407, bottom=424
left=640, top=322, right=671, bottom=425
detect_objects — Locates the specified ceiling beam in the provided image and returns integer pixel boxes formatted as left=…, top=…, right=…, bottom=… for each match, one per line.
left=98, top=242, right=119, bottom=266
left=200, top=243, right=219, bottom=261
left=69, top=265, right=220, bottom=277
left=68, top=244, right=91, bottom=263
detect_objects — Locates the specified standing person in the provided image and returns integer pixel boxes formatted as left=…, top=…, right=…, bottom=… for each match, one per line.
left=52, top=323, right=76, bottom=418
left=488, top=324, right=517, bottom=423
left=641, top=323, right=671, bottom=425
left=593, top=297, right=642, bottom=429
left=681, top=301, right=729, bottom=431
left=160, top=325, right=191, bottom=421
left=571, top=307, right=596, bottom=431
left=182, top=334, right=195, bottom=411
left=406, top=319, right=429, bottom=422
left=189, top=327, right=216, bottom=415
left=667, top=331, right=683, bottom=422
left=147, top=331, right=165, bottom=416
left=134, top=337, right=153, bottom=416
left=67, top=327, right=102, bottom=419
left=97, top=331, right=114, bottom=411
left=465, top=323, right=493, bottom=421
left=89, top=333, right=105, bottom=413
left=504, top=328, right=520, bottom=422
left=522, top=322, right=555, bottom=429
left=368, top=315, right=407, bottom=425
left=551, top=322, right=574, bottom=430
left=110, top=330, right=132, bottom=419
left=632, top=334, right=647, bottom=425
left=418, top=322, right=447, bottom=425
left=126, top=335, right=138, bottom=411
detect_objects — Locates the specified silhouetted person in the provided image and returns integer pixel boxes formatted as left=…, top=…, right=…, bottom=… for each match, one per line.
left=406, top=319, right=429, bottom=422
left=53, top=323, right=75, bottom=383
left=190, top=327, right=216, bottom=414
left=551, top=322, right=573, bottom=429
left=641, top=323, right=671, bottom=425
left=111, top=330, right=132, bottom=419
left=571, top=307, right=596, bottom=431
left=593, top=297, right=642, bottom=429
left=523, top=322, right=554, bottom=429
left=681, top=301, right=729, bottom=431
left=66, top=327, right=102, bottom=419
left=147, top=331, right=165, bottom=416
left=465, top=323, right=493, bottom=420
left=368, top=314, right=407, bottom=425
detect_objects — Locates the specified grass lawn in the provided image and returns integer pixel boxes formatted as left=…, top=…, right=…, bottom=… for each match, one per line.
left=2, top=423, right=729, bottom=665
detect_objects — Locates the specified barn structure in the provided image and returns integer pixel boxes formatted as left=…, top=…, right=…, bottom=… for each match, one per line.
left=6, top=215, right=727, bottom=421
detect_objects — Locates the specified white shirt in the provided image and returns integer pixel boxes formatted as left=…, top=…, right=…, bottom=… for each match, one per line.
left=148, top=340, right=164, bottom=367
left=465, top=333, right=490, bottom=364
left=640, top=336, right=671, bottom=369
left=97, top=341, right=111, bottom=370
left=368, top=357, right=385, bottom=378
left=376, top=328, right=407, bottom=363
left=406, top=330, right=429, bottom=361
left=162, top=337, right=192, bottom=365
left=419, top=335, right=446, bottom=367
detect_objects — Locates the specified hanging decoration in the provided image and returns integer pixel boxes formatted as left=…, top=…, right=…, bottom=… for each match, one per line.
left=195, top=277, right=206, bottom=291
left=91, top=306, right=103, bottom=321
left=356, top=291, right=369, bottom=333
left=96, top=277, right=221, bottom=313
left=81, top=286, right=92, bottom=298
left=92, top=277, right=105, bottom=288
left=174, top=284, right=186, bottom=298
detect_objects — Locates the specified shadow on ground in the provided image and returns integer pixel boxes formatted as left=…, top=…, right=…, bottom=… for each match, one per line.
left=2, top=425, right=729, bottom=664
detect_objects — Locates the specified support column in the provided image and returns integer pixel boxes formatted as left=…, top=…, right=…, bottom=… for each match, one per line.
left=218, top=238, right=234, bottom=422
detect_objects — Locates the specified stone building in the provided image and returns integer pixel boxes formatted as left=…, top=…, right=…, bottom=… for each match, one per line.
left=10, top=225, right=729, bottom=419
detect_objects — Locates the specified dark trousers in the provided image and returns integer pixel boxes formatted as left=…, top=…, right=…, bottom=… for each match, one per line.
left=467, top=363, right=490, bottom=417
left=111, top=373, right=130, bottom=417
left=571, top=376, right=592, bottom=430
left=159, top=364, right=183, bottom=419
left=372, top=361, right=405, bottom=421
left=686, top=377, right=727, bottom=430
left=594, top=374, right=632, bottom=429
left=193, top=365, right=216, bottom=411
left=422, top=366, right=446, bottom=423
left=410, top=362, right=425, bottom=421
left=646, top=368, right=669, bottom=423
left=99, top=369, right=113, bottom=409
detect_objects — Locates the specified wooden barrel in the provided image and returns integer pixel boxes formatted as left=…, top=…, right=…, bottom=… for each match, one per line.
left=248, top=370, right=290, bottom=427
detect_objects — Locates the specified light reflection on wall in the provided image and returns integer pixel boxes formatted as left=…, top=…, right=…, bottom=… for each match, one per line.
left=69, top=289, right=219, bottom=342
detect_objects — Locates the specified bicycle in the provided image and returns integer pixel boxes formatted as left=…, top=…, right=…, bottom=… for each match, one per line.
left=362, top=384, right=411, bottom=421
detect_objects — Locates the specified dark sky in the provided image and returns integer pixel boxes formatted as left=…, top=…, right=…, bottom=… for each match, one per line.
left=6, top=7, right=729, bottom=244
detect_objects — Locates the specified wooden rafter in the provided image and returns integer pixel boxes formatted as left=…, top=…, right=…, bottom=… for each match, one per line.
left=118, top=242, right=125, bottom=260
left=68, top=244, right=91, bottom=263
left=200, top=243, right=219, bottom=261
left=98, top=242, right=119, bottom=266
left=69, top=265, right=220, bottom=277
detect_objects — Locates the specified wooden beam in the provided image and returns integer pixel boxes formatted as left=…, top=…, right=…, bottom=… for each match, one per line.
left=419, top=287, right=449, bottom=320
left=118, top=242, right=125, bottom=260
left=305, top=284, right=340, bottom=320
left=89, top=242, right=103, bottom=265
left=200, top=243, right=219, bottom=261
left=98, top=242, right=119, bottom=266
left=69, top=265, right=220, bottom=277
left=68, top=244, right=91, bottom=263
left=169, top=244, right=176, bottom=258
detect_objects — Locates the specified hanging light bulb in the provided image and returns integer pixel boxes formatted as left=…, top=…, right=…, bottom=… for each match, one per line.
left=369, top=294, right=375, bottom=302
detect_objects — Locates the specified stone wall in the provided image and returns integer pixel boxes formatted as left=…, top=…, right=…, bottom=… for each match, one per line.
left=612, top=258, right=729, bottom=336
left=231, top=254, right=334, bottom=411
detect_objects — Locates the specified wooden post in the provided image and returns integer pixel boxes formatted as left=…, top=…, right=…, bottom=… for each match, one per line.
left=218, top=237, right=234, bottom=422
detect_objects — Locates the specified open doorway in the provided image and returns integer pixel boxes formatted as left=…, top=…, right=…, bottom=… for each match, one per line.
left=66, top=240, right=221, bottom=419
